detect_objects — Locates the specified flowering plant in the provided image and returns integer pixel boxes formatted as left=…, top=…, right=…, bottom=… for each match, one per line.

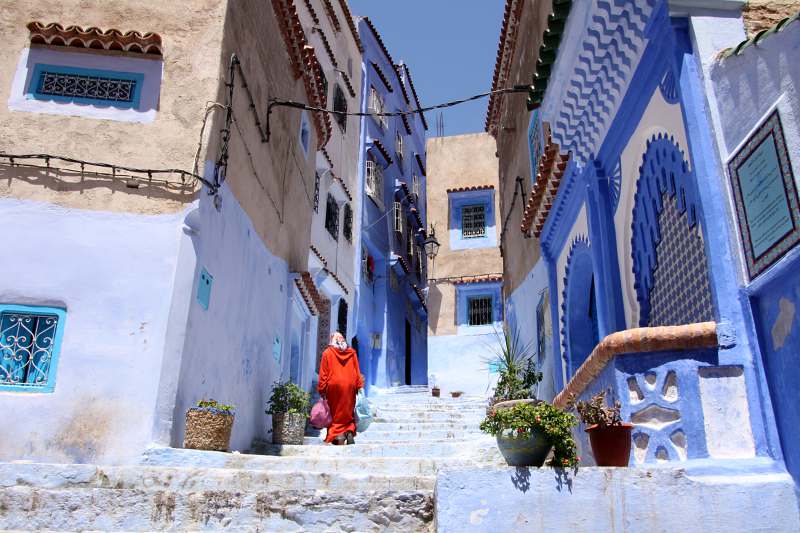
left=480, top=401, right=579, bottom=468
left=195, top=398, right=235, bottom=414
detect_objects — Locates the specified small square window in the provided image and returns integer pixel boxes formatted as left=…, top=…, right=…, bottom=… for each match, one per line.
left=467, top=296, right=493, bottom=326
left=0, top=305, right=66, bottom=392
left=462, top=204, right=486, bottom=238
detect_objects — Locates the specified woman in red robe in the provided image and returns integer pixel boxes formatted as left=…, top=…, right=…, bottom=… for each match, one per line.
left=318, top=332, right=365, bottom=445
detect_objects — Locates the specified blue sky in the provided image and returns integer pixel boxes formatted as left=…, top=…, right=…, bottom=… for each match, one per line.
left=348, top=0, right=504, bottom=137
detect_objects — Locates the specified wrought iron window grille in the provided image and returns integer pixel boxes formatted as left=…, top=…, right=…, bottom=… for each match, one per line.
left=325, top=194, right=339, bottom=240
left=467, top=296, right=493, bottom=326
left=412, top=174, right=421, bottom=201
left=395, top=131, right=404, bottom=160
left=462, top=204, right=487, bottom=238
left=366, top=159, right=383, bottom=204
left=313, top=172, right=321, bottom=213
left=34, top=69, right=137, bottom=106
left=343, top=204, right=353, bottom=242
left=368, top=86, right=387, bottom=129
left=0, top=310, right=60, bottom=389
left=394, top=201, right=404, bottom=235
left=333, top=84, right=347, bottom=131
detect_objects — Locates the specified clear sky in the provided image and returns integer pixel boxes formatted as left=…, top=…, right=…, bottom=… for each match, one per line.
left=347, top=0, right=504, bottom=138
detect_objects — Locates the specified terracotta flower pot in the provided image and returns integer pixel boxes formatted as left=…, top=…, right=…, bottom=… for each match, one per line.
left=450, top=391, right=463, bottom=398
left=586, top=423, right=633, bottom=466
left=432, top=387, right=440, bottom=397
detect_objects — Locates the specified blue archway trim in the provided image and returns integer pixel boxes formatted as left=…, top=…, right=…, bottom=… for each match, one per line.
left=560, top=235, right=596, bottom=377
left=631, top=133, right=700, bottom=326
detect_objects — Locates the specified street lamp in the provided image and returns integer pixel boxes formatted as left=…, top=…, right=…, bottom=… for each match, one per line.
left=423, top=225, right=440, bottom=281
left=423, top=225, right=440, bottom=261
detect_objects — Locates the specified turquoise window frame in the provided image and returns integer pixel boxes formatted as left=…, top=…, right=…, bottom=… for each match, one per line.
left=0, top=303, right=67, bottom=393
left=26, top=63, right=144, bottom=109
left=528, top=109, right=543, bottom=185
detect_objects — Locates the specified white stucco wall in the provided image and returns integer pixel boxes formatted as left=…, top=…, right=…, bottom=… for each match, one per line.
left=171, top=182, right=294, bottom=453
left=0, top=197, right=189, bottom=464
left=617, top=85, right=692, bottom=328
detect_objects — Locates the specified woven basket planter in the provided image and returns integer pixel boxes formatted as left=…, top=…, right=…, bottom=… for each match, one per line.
left=272, top=412, right=307, bottom=445
left=184, top=408, right=234, bottom=452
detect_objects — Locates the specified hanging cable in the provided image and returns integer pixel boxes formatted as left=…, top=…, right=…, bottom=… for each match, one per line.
left=265, top=85, right=534, bottom=142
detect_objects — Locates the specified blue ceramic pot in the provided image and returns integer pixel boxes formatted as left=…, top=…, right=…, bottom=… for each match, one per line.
left=496, top=427, right=551, bottom=467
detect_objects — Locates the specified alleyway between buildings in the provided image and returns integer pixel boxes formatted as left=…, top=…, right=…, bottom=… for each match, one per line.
left=0, top=388, right=499, bottom=532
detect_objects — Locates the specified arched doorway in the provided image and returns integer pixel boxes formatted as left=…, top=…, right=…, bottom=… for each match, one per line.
left=562, top=236, right=599, bottom=377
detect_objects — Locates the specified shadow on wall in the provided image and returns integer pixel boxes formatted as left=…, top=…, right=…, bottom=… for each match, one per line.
left=427, top=283, right=443, bottom=333
left=0, top=165, right=199, bottom=207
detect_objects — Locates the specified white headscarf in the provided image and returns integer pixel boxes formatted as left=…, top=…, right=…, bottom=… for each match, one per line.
left=329, top=331, right=348, bottom=351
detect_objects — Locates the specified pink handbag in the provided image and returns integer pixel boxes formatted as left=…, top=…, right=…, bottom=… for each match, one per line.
left=310, top=398, right=332, bottom=429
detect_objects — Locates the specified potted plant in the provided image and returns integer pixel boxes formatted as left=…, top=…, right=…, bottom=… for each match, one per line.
left=266, top=380, right=310, bottom=445
left=184, top=399, right=235, bottom=452
left=481, top=401, right=578, bottom=468
left=569, top=390, right=633, bottom=466
left=480, top=326, right=577, bottom=467
left=450, top=390, right=463, bottom=398
left=430, top=374, right=440, bottom=397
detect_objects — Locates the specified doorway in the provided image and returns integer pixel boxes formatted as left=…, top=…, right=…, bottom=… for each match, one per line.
left=405, top=319, right=412, bottom=385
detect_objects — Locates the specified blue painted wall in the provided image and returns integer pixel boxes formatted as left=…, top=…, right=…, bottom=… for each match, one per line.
left=354, top=19, right=428, bottom=392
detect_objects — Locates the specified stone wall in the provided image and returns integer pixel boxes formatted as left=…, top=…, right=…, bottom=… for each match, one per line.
left=743, top=0, right=800, bottom=36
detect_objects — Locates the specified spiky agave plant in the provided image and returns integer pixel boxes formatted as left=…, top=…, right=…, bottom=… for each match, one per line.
left=484, top=325, right=542, bottom=403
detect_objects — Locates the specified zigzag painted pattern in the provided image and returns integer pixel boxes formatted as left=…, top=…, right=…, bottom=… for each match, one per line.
left=551, top=0, right=656, bottom=165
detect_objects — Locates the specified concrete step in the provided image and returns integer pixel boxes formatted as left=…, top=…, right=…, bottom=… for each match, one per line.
left=373, top=412, right=485, bottom=423
left=368, top=421, right=485, bottom=432
left=357, top=430, right=484, bottom=442
left=142, top=447, right=498, bottom=475
left=252, top=440, right=494, bottom=459
left=2, top=486, right=434, bottom=533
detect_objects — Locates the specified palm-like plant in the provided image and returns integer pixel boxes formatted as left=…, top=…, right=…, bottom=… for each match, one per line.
left=485, top=325, right=542, bottom=403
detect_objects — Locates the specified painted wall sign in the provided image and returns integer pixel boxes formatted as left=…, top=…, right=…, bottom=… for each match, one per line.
left=197, top=268, right=213, bottom=310
left=728, top=110, right=800, bottom=279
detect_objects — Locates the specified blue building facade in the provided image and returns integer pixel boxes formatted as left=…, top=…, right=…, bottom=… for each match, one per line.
left=354, top=18, right=428, bottom=392
left=492, top=0, right=800, bottom=496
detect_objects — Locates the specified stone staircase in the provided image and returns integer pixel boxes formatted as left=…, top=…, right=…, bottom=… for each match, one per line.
left=0, top=387, right=499, bottom=532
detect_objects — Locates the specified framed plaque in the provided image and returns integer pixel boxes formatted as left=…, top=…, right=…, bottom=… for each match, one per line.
left=728, top=109, right=800, bottom=279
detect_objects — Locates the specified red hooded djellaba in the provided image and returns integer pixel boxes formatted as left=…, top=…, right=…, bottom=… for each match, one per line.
left=318, top=332, right=364, bottom=444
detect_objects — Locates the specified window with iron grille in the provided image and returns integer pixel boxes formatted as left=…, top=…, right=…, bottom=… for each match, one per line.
left=333, top=84, right=347, bottom=131
left=415, top=246, right=424, bottom=279
left=395, top=131, right=404, bottom=160
left=325, top=194, right=339, bottom=240
left=407, top=231, right=414, bottom=264
left=368, top=86, right=387, bottom=129
left=1, top=305, right=66, bottom=392
left=362, top=246, right=374, bottom=283
left=412, top=174, right=421, bottom=201
left=536, top=291, right=548, bottom=365
left=313, top=172, right=321, bottom=213
left=394, top=202, right=404, bottom=234
left=30, top=65, right=142, bottom=108
left=343, top=204, right=353, bottom=242
left=366, top=159, right=383, bottom=205
left=467, top=296, right=493, bottom=326
left=461, top=204, right=486, bottom=238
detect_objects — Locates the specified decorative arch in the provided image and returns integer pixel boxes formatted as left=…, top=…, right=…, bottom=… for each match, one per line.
left=561, top=235, right=599, bottom=377
left=631, top=133, right=714, bottom=326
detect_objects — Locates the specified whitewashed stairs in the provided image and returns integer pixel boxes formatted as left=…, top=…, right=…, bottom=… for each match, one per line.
left=0, top=387, right=499, bottom=532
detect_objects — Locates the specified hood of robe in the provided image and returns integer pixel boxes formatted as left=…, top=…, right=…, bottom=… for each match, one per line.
left=327, top=346, right=357, bottom=364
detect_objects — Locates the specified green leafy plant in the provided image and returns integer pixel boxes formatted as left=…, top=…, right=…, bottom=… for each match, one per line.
left=485, top=326, right=542, bottom=403
left=480, top=401, right=578, bottom=467
left=196, top=398, right=235, bottom=414
left=266, top=380, right=310, bottom=417
left=568, top=390, right=622, bottom=427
